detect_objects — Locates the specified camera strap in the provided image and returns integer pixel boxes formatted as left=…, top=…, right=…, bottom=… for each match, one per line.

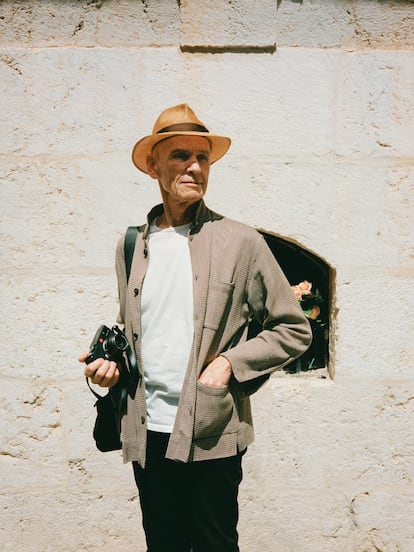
left=124, top=226, right=140, bottom=400
left=87, top=228, right=140, bottom=388
left=86, top=226, right=141, bottom=410
left=124, top=342, right=140, bottom=400
left=124, top=226, right=138, bottom=283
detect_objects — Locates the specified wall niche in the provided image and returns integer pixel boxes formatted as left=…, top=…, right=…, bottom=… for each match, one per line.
left=249, top=230, right=333, bottom=378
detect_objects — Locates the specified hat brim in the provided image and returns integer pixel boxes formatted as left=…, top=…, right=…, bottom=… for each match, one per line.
left=132, top=132, right=231, bottom=174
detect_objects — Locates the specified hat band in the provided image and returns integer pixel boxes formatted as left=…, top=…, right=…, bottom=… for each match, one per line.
left=157, top=123, right=209, bottom=134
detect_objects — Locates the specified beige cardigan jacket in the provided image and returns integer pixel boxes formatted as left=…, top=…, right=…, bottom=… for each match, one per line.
left=115, top=201, right=312, bottom=466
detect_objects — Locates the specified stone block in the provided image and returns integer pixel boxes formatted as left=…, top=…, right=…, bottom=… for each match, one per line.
left=0, top=273, right=119, bottom=379
left=247, top=375, right=414, bottom=498
left=276, top=0, right=414, bottom=50
left=75, top=154, right=157, bottom=268
left=125, top=47, right=186, bottom=132
left=0, top=158, right=79, bottom=271
left=276, top=0, right=357, bottom=48
left=239, top=481, right=352, bottom=551
left=0, top=491, right=144, bottom=551
left=1, top=48, right=137, bottom=156
left=336, top=51, right=414, bottom=158
left=0, top=0, right=179, bottom=47
left=0, top=379, right=66, bottom=491
left=180, top=0, right=277, bottom=50
left=382, top=164, right=414, bottom=266
left=0, top=152, right=155, bottom=272
left=0, top=0, right=98, bottom=47
left=204, top=160, right=247, bottom=222
left=97, top=0, right=179, bottom=46
left=240, top=161, right=414, bottom=271
left=353, top=0, right=414, bottom=49
left=180, top=48, right=339, bottom=159
left=335, top=272, right=414, bottom=377
left=64, top=381, right=136, bottom=493
left=352, top=491, right=414, bottom=551
left=248, top=377, right=340, bottom=491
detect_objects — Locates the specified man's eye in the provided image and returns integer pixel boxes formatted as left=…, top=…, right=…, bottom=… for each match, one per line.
left=197, top=154, right=209, bottom=162
left=172, top=152, right=190, bottom=161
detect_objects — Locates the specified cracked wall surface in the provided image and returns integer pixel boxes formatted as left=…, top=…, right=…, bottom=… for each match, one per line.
left=1, top=0, right=414, bottom=550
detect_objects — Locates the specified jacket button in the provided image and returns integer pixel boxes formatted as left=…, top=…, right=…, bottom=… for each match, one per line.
left=134, top=288, right=139, bottom=296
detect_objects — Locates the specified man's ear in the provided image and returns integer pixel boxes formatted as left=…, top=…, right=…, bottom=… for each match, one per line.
left=146, top=154, right=158, bottom=179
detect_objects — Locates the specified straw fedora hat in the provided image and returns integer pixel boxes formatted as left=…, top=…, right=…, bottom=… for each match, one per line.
left=132, top=103, right=231, bottom=174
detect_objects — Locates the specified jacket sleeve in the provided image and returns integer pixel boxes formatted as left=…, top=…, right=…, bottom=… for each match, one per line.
left=222, top=236, right=313, bottom=384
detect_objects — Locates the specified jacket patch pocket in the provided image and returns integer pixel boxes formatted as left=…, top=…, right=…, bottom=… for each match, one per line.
left=204, top=280, right=235, bottom=331
left=194, top=380, right=235, bottom=441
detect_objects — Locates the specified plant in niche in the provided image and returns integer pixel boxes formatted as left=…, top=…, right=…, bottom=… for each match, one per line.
left=290, top=280, right=327, bottom=372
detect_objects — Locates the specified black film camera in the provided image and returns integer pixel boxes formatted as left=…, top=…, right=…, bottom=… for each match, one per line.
left=86, top=325, right=128, bottom=365
left=85, top=325, right=140, bottom=401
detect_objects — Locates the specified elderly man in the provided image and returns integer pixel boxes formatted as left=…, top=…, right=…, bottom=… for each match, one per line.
left=81, top=104, right=312, bottom=552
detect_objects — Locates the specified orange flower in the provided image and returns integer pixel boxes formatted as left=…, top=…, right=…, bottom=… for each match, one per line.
left=291, top=281, right=313, bottom=301
left=299, top=280, right=312, bottom=295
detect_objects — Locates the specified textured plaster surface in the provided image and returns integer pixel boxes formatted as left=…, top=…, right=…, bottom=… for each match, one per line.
left=1, top=1, right=414, bottom=550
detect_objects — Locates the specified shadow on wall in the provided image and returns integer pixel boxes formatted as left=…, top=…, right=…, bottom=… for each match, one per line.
left=277, top=0, right=304, bottom=6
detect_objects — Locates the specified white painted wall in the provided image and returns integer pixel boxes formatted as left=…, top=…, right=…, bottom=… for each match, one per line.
left=1, top=1, right=413, bottom=550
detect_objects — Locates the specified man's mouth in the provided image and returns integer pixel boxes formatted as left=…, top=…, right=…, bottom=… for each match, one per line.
left=181, top=179, right=201, bottom=186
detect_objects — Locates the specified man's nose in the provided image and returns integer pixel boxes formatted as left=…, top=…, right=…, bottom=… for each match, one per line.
left=187, top=157, right=201, bottom=173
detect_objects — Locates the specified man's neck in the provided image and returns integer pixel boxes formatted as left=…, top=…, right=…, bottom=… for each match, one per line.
left=156, top=201, right=199, bottom=229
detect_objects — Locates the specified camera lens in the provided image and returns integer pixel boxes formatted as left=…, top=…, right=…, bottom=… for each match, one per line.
left=114, top=332, right=128, bottom=351
left=105, top=331, right=128, bottom=357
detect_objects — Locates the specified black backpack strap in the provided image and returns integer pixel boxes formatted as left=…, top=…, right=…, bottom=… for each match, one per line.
left=124, top=226, right=138, bottom=283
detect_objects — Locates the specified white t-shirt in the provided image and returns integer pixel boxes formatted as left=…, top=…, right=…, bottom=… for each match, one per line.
left=140, top=221, right=194, bottom=433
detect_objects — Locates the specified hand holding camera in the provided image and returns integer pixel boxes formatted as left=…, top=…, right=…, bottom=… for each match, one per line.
left=79, top=328, right=117, bottom=388
left=80, top=325, right=140, bottom=399
left=80, top=353, right=120, bottom=388
left=80, top=325, right=125, bottom=388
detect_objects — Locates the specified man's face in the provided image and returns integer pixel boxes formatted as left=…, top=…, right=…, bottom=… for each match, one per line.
left=147, top=135, right=211, bottom=205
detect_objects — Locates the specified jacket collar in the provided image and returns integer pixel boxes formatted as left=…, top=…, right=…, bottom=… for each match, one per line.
left=142, top=200, right=217, bottom=240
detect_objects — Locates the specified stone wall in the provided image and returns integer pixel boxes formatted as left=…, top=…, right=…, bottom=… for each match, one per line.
left=1, top=1, right=414, bottom=550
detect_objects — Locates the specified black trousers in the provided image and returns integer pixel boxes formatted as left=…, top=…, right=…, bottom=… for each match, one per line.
left=133, top=431, right=244, bottom=552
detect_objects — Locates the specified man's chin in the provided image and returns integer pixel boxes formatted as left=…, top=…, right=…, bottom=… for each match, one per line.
left=179, top=188, right=205, bottom=201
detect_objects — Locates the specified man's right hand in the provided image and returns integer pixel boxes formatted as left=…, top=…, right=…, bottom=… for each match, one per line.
left=79, top=353, right=120, bottom=388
